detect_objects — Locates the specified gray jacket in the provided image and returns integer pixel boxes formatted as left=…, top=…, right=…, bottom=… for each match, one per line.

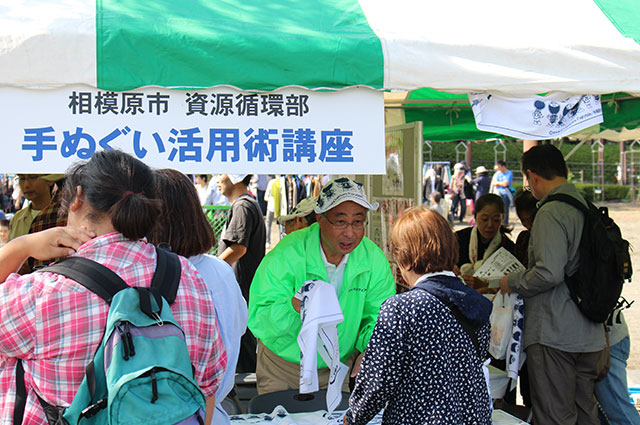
left=508, top=183, right=605, bottom=352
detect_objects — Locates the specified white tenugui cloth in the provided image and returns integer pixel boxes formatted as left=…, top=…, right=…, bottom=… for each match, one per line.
left=294, top=280, right=349, bottom=414
left=469, top=92, right=603, bottom=140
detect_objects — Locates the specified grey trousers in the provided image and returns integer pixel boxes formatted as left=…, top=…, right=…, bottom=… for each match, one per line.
left=526, top=343, right=604, bottom=425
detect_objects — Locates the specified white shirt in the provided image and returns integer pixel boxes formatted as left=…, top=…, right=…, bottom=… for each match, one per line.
left=320, top=249, right=349, bottom=295
left=189, top=254, right=248, bottom=425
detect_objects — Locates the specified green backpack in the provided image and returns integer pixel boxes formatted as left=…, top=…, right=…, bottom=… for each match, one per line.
left=15, top=247, right=206, bottom=425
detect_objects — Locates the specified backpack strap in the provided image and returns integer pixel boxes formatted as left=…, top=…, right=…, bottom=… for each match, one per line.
left=541, top=193, right=589, bottom=214
left=40, top=257, right=129, bottom=304
left=151, top=246, right=181, bottom=305
left=13, top=360, right=26, bottom=425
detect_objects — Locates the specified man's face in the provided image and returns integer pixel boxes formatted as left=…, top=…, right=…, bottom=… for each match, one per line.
left=523, top=170, right=543, bottom=200
left=216, top=174, right=234, bottom=198
left=317, top=201, right=367, bottom=260
left=18, top=174, right=52, bottom=205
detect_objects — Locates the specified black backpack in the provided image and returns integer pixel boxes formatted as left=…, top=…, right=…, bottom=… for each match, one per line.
left=541, top=194, right=632, bottom=323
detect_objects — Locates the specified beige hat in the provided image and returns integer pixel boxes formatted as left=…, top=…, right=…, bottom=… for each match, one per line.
left=277, top=197, right=318, bottom=226
left=475, top=166, right=488, bottom=175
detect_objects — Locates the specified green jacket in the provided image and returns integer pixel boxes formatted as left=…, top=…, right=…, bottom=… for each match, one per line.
left=248, top=222, right=395, bottom=367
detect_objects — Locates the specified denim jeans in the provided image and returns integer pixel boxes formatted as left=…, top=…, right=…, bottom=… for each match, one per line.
left=499, top=192, right=511, bottom=225
left=595, top=336, right=640, bottom=425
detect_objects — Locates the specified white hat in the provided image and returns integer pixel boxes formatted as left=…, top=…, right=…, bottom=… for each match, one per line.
left=475, top=166, right=488, bottom=175
left=277, top=197, right=318, bottom=226
left=314, top=177, right=378, bottom=214
left=228, top=174, right=249, bottom=184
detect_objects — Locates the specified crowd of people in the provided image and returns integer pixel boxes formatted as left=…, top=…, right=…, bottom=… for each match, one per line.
left=0, top=146, right=637, bottom=425
left=424, top=160, right=516, bottom=227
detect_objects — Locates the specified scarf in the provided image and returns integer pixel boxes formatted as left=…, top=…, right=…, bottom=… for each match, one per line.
left=413, top=273, right=492, bottom=329
left=460, top=226, right=502, bottom=275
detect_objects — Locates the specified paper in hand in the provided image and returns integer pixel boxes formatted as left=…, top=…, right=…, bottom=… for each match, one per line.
left=474, top=247, right=525, bottom=286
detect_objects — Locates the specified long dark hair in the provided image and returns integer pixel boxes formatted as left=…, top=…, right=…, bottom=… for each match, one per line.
left=61, top=150, right=161, bottom=240
left=147, top=168, right=215, bottom=257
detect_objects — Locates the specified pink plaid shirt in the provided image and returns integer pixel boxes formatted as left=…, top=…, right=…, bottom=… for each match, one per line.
left=0, top=233, right=227, bottom=425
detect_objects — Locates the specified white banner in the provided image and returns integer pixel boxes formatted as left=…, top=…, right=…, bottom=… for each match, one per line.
left=0, top=86, right=384, bottom=174
left=469, top=92, right=604, bottom=140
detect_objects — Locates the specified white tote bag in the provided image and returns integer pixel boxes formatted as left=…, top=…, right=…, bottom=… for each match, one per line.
left=489, top=292, right=514, bottom=360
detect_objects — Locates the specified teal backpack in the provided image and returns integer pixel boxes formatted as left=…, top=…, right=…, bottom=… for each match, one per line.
left=15, top=247, right=206, bottom=425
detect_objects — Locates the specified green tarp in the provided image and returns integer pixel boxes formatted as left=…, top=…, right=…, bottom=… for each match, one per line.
left=97, top=0, right=383, bottom=91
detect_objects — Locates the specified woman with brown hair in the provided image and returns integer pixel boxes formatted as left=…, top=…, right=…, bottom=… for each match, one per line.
left=344, top=207, right=492, bottom=425
left=147, top=168, right=247, bottom=425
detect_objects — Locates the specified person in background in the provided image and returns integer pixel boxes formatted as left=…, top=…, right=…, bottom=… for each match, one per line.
left=148, top=169, right=248, bottom=425
left=26, top=175, right=67, bottom=272
left=276, top=196, right=318, bottom=236
left=195, top=174, right=211, bottom=204
left=8, top=174, right=63, bottom=241
left=264, top=175, right=279, bottom=249
left=491, top=160, right=514, bottom=225
left=0, top=150, right=226, bottom=425
left=473, top=166, right=492, bottom=202
left=0, top=219, right=9, bottom=247
left=344, top=207, right=492, bottom=425
left=428, top=191, right=452, bottom=226
left=197, top=174, right=230, bottom=206
left=449, top=163, right=470, bottom=224
left=249, top=177, right=395, bottom=395
left=513, top=189, right=537, bottom=269
left=254, top=174, right=269, bottom=217
left=595, top=310, right=640, bottom=425
left=217, top=173, right=266, bottom=373
left=457, top=193, right=514, bottom=293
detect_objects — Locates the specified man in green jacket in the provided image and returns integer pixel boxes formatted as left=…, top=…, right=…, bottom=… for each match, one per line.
left=248, top=177, right=395, bottom=395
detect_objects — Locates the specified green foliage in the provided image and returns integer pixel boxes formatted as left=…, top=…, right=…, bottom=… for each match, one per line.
left=573, top=184, right=630, bottom=202
left=508, top=183, right=629, bottom=201
left=425, top=140, right=623, bottom=184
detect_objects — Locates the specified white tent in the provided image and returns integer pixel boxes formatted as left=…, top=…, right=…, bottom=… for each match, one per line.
left=1, top=0, right=639, bottom=95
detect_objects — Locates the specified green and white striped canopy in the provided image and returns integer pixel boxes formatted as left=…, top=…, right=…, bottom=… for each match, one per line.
left=1, top=0, right=640, bottom=95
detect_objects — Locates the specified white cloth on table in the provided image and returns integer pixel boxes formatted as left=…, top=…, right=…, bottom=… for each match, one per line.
left=228, top=406, right=526, bottom=424
left=294, top=280, right=348, bottom=414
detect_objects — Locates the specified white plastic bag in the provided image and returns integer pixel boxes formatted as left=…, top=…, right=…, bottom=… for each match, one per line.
left=489, top=292, right=513, bottom=360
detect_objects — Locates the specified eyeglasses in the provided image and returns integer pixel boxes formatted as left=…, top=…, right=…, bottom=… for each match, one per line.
left=323, top=214, right=367, bottom=230
left=523, top=184, right=531, bottom=192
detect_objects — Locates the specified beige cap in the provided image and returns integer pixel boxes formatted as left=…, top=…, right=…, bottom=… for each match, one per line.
left=277, top=197, right=318, bottom=225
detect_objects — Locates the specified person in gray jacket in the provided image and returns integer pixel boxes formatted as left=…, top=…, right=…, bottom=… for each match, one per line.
left=499, top=144, right=606, bottom=425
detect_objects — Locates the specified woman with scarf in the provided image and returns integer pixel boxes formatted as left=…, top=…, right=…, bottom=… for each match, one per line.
left=456, top=193, right=515, bottom=293
left=344, top=207, right=492, bottom=425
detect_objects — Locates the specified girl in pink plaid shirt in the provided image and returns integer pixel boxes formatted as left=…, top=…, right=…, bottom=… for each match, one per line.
left=0, top=150, right=226, bottom=425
